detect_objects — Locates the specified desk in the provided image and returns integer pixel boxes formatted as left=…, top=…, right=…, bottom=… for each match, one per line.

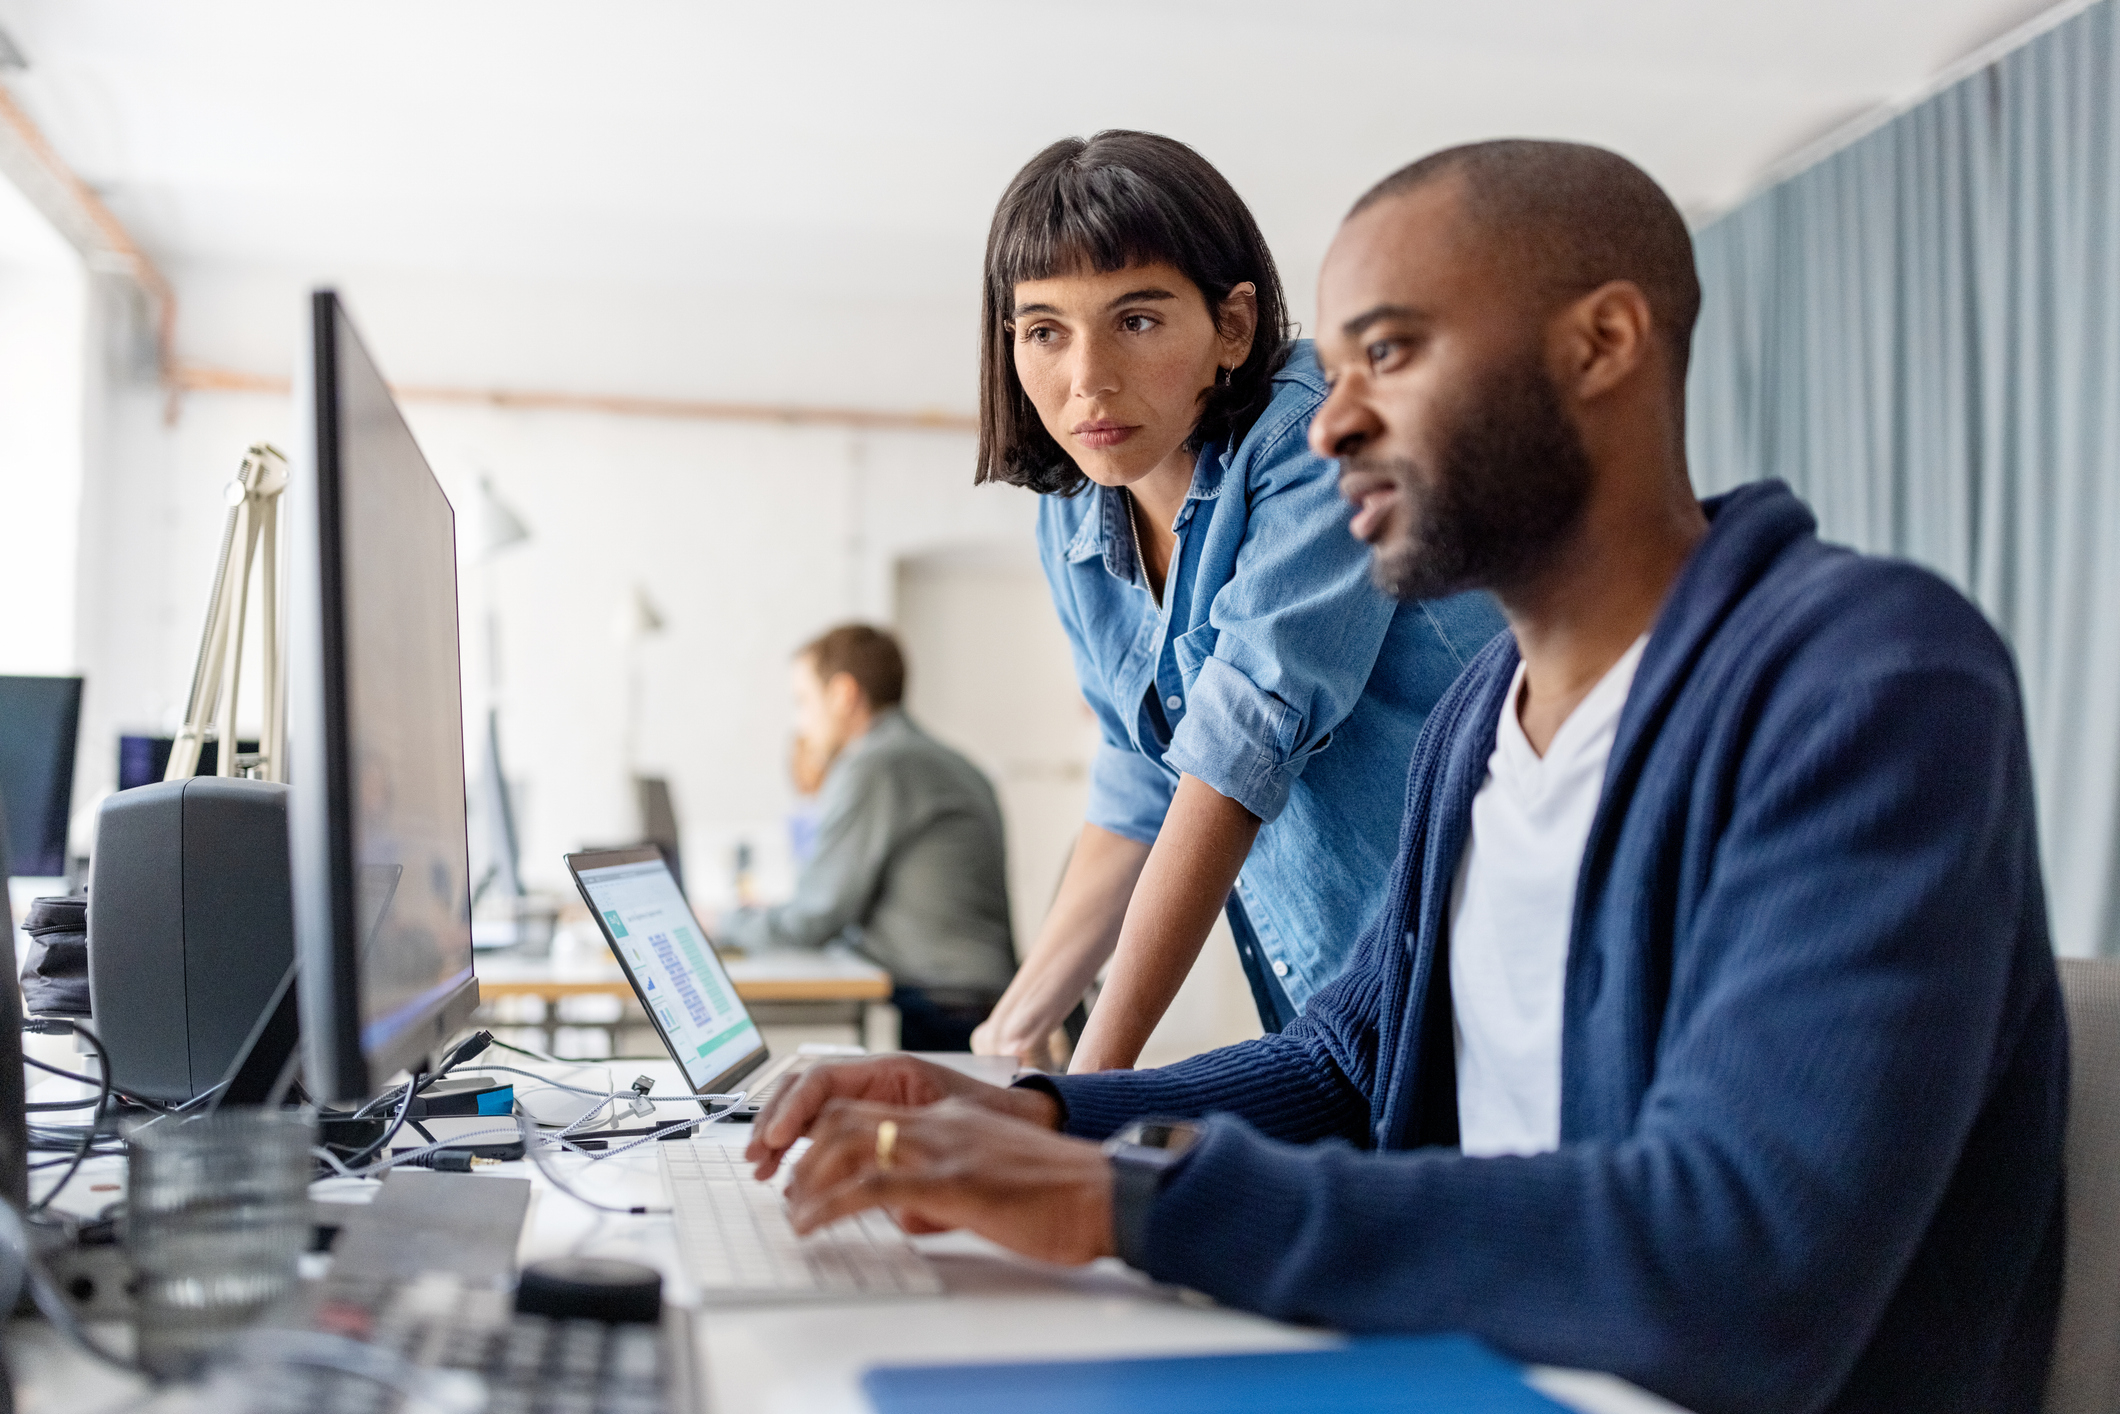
left=475, top=950, right=892, bottom=1005
left=10, top=1055, right=1693, bottom=1414
left=475, top=950, right=897, bottom=1052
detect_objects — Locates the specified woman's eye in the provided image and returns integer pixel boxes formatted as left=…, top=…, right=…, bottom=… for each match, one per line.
left=1121, top=314, right=1158, bottom=333
left=1366, top=338, right=1404, bottom=369
left=1023, top=325, right=1059, bottom=345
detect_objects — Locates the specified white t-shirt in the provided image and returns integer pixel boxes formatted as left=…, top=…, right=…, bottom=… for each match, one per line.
left=1449, top=636, right=1647, bottom=1158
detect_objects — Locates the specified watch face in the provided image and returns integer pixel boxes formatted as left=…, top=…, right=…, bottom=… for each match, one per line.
left=1113, top=1118, right=1201, bottom=1155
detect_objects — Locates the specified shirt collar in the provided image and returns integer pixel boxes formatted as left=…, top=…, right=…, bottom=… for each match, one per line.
left=1062, top=451, right=1226, bottom=576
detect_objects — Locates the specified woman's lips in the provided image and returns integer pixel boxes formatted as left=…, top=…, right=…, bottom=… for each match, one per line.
left=1073, top=420, right=1137, bottom=450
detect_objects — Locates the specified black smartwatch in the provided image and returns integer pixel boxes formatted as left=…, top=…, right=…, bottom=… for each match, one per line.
left=1102, top=1118, right=1202, bottom=1269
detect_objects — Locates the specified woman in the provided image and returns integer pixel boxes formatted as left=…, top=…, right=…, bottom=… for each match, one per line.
left=970, top=131, right=1503, bottom=1072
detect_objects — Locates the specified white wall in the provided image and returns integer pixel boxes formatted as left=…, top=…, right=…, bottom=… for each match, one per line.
left=0, top=168, right=86, bottom=680
left=74, top=352, right=1041, bottom=910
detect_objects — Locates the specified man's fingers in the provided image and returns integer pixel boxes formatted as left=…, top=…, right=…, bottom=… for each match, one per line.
left=757, top=1065, right=837, bottom=1151
left=749, top=1064, right=868, bottom=1176
left=789, top=1167, right=933, bottom=1235
left=786, top=1099, right=917, bottom=1203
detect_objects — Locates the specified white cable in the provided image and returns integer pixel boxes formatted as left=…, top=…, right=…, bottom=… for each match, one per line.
left=581, top=1097, right=745, bottom=1162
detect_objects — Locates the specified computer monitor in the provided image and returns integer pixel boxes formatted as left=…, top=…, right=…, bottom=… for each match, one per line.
left=288, top=291, right=480, bottom=1104
left=0, top=675, right=83, bottom=878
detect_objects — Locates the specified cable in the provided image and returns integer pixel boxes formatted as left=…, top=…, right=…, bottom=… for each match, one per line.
left=24, top=1048, right=181, bottom=1114
left=309, top=1126, right=526, bottom=1182
left=513, top=1109, right=668, bottom=1216
left=578, top=1099, right=744, bottom=1162
left=345, top=1031, right=501, bottom=1121
left=29, top=1023, right=115, bottom=1217
left=338, top=1065, right=426, bottom=1171
left=22, top=1056, right=103, bottom=1088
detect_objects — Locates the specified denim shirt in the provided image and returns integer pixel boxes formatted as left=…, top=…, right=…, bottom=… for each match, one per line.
left=1035, top=341, right=1505, bottom=1009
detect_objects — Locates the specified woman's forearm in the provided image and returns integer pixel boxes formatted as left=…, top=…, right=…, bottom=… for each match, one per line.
left=1068, top=775, right=1261, bottom=1073
left=973, top=824, right=1151, bottom=1060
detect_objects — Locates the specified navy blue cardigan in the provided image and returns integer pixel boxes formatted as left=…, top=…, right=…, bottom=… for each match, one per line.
left=1049, top=482, right=2067, bottom=1414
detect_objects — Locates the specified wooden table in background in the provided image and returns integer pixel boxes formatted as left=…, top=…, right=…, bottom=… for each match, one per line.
left=473, top=948, right=896, bottom=1051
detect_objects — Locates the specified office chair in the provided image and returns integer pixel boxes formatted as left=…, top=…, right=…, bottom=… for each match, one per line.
left=2048, top=958, right=2120, bottom=1414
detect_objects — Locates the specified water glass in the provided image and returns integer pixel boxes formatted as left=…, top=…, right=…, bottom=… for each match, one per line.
left=126, top=1107, right=315, bottom=1377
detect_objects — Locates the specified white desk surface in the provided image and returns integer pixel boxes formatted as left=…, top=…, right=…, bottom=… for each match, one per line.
left=10, top=1055, right=1691, bottom=1414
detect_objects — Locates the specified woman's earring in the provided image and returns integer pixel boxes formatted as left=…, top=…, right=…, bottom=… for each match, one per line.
left=1216, top=365, right=1232, bottom=389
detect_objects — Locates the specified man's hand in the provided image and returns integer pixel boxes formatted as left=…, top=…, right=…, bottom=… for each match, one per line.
left=744, top=1054, right=1057, bottom=1180
left=784, top=1097, right=1115, bottom=1267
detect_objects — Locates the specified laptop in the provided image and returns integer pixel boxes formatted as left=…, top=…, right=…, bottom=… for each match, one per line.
left=565, top=845, right=815, bottom=1120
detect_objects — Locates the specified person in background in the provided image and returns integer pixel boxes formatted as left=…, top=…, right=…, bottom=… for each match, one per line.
left=746, top=141, right=2065, bottom=1414
left=783, top=732, right=829, bottom=865
left=717, top=624, right=1016, bottom=1051
left=970, top=130, right=1505, bottom=1072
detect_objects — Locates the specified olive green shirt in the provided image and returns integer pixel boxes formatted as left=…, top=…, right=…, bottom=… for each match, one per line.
left=718, top=709, right=1017, bottom=995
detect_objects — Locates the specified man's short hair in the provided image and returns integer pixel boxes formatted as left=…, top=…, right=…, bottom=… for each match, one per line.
left=799, top=624, right=906, bottom=709
left=1352, top=140, right=1702, bottom=385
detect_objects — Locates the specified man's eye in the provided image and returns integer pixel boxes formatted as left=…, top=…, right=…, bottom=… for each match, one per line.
left=1366, top=339, right=1397, bottom=367
left=1121, top=314, right=1157, bottom=333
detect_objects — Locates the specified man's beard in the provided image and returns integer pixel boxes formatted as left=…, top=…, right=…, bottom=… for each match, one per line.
left=1359, top=352, right=1594, bottom=603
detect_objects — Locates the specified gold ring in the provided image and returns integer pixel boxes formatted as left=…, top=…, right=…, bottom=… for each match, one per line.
left=875, top=1119, right=898, bottom=1172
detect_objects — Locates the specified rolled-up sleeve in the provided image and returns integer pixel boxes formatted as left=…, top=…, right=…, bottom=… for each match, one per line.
left=1162, top=429, right=1400, bottom=823
left=1085, top=739, right=1175, bottom=845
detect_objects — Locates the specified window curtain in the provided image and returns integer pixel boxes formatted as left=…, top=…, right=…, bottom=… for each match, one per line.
left=1687, top=0, right=2120, bottom=957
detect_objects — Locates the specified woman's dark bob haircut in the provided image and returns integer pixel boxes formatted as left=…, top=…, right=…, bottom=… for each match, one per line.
left=976, top=130, right=1292, bottom=494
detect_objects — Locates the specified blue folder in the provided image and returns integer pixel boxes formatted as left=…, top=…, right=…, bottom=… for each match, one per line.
left=861, top=1333, right=1572, bottom=1413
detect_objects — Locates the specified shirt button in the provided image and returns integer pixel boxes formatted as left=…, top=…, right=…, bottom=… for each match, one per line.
left=1271, top=959, right=1289, bottom=978
left=1165, top=695, right=1182, bottom=710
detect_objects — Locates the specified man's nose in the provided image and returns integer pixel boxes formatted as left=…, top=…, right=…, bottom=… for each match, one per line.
left=1309, top=378, right=1379, bottom=461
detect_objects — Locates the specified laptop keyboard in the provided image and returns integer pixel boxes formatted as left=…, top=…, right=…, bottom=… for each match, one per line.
left=660, top=1142, right=941, bottom=1304
left=737, top=1054, right=818, bottom=1113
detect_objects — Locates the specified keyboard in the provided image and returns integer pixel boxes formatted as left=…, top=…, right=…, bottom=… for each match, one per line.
left=660, top=1141, right=942, bottom=1304
left=731, top=1053, right=820, bottom=1117
left=248, top=1270, right=678, bottom=1414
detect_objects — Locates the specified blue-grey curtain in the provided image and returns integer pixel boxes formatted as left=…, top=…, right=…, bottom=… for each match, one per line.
left=1687, top=0, right=2120, bottom=958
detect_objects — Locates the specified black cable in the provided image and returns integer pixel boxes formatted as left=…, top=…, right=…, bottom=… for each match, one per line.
left=29, top=1023, right=114, bottom=1217
left=348, top=1030, right=495, bottom=1121
left=23, top=1056, right=102, bottom=1087
left=24, top=1054, right=179, bottom=1114
left=340, top=1065, right=426, bottom=1171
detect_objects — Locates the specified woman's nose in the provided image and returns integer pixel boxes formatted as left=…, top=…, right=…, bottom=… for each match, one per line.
left=1071, top=335, right=1121, bottom=400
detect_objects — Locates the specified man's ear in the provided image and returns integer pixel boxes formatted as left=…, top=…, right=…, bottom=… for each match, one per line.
left=1560, top=280, right=1655, bottom=402
left=1216, top=281, right=1259, bottom=372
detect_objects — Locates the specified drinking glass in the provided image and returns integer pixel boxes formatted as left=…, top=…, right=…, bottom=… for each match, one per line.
left=125, top=1107, right=314, bottom=1377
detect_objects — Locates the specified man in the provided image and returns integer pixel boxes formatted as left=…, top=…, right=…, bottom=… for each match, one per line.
left=744, top=144, right=2066, bottom=1414
left=717, top=624, right=1017, bottom=1051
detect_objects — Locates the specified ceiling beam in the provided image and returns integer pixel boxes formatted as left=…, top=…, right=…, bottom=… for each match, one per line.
left=170, top=361, right=978, bottom=434
left=0, top=83, right=176, bottom=382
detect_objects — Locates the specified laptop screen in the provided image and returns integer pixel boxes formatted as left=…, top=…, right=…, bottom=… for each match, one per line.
left=571, top=855, right=763, bottom=1093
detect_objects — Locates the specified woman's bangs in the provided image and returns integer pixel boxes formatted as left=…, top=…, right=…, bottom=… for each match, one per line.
left=992, top=175, right=1181, bottom=296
